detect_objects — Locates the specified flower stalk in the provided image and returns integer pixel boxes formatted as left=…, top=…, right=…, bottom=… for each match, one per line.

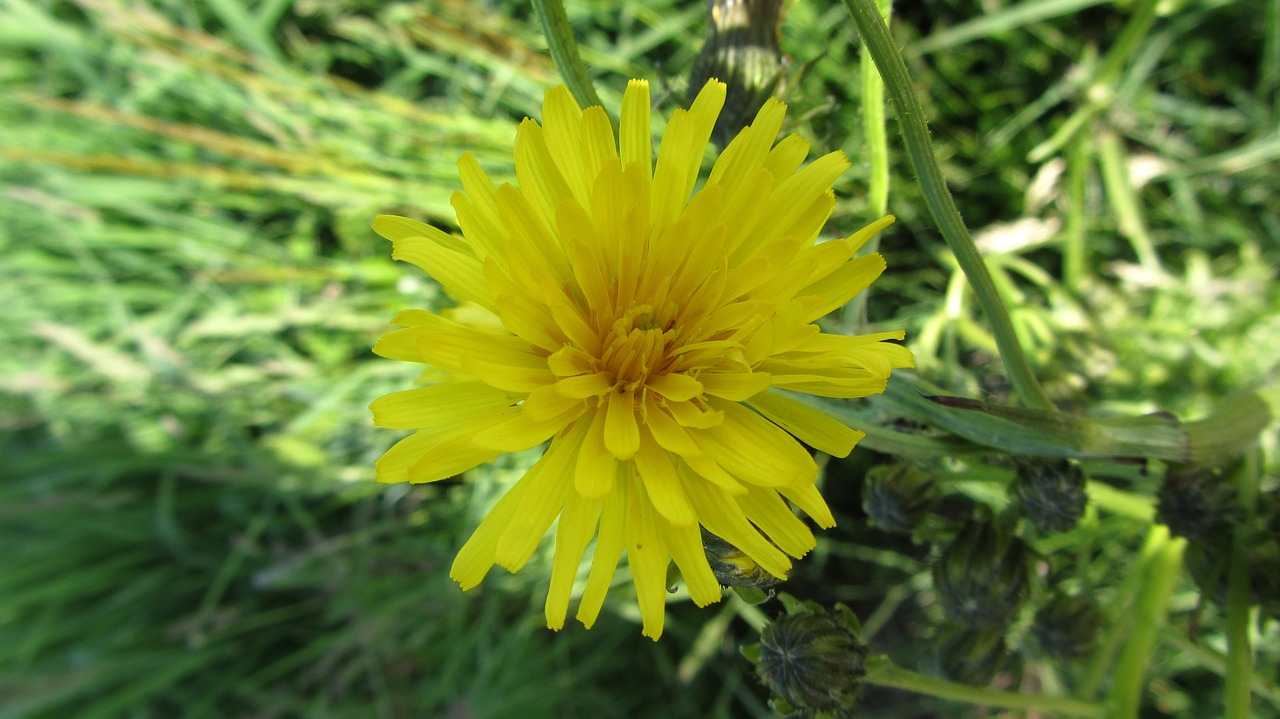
left=531, top=0, right=606, bottom=112
left=840, top=0, right=1055, bottom=410
left=863, top=655, right=1106, bottom=717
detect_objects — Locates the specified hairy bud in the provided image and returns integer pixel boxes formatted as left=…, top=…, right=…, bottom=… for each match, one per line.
left=862, top=463, right=940, bottom=535
left=745, top=595, right=867, bottom=717
left=921, top=624, right=1007, bottom=687
left=1011, top=459, right=1087, bottom=534
left=1030, top=592, right=1102, bottom=660
left=931, top=521, right=1031, bottom=629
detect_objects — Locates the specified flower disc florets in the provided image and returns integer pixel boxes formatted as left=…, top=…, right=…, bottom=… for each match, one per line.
left=369, top=79, right=913, bottom=639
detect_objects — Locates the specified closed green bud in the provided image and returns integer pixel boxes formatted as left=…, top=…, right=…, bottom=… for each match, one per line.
left=747, top=595, right=867, bottom=717
left=931, top=521, right=1031, bottom=629
left=688, top=0, right=789, bottom=146
left=1030, top=593, right=1102, bottom=660
left=1184, top=526, right=1280, bottom=617
left=921, top=624, right=1007, bottom=687
left=1011, top=459, right=1087, bottom=534
left=1156, top=467, right=1241, bottom=544
left=862, top=463, right=940, bottom=534
left=702, top=528, right=783, bottom=591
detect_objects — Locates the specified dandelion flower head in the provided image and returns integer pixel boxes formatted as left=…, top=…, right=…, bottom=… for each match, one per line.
left=370, top=79, right=914, bottom=639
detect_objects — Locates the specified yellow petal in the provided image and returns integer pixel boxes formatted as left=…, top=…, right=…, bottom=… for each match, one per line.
left=699, top=371, right=772, bottom=401
left=450, top=455, right=547, bottom=589
left=408, top=426, right=510, bottom=484
left=779, top=480, right=836, bottom=528
left=651, top=79, right=726, bottom=233
left=665, top=399, right=724, bottom=429
left=576, top=476, right=627, bottom=628
left=372, top=325, right=430, bottom=363
left=641, top=393, right=700, bottom=456
left=699, top=401, right=817, bottom=487
left=514, top=118, right=574, bottom=226
left=369, top=382, right=515, bottom=431
left=541, top=85, right=591, bottom=207
left=557, top=372, right=614, bottom=399
left=473, top=404, right=575, bottom=452
left=545, top=492, right=603, bottom=631
left=762, top=133, right=809, bottom=181
left=764, top=372, right=890, bottom=399
left=581, top=105, right=618, bottom=180
left=736, top=485, right=817, bottom=558
left=684, top=477, right=791, bottom=580
left=522, top=383, right=586, bottom=422
left=647, top=373, right=703, bottom=402
left=735, top=151, right=850, bottom=261
left=461, top=348, right=556, bottom=393
left=494, top=426, right=581, bottom=571
left=620, top=79, right=652, bottom=176
left=680, top=452, right=746, bottom=494
left=550, top=301, right=604, bottom=356
left=374, top=430, right=436, bottom=484
left=797, top=252, right=886, bottom=323
left=746, top=389, right=864, bottom=457
left=453, top=153, right=508, bottom=264
left=633, top=435, right=696, bottom=526
left=603, top=389, right=640, bottom=459
left=665, top=520, right=723, bottom=607
left=624, top=468, right=669, bottom=640
left=575, top=410, right=616, bottom=499
left=708, top=96, right=787, bottom=190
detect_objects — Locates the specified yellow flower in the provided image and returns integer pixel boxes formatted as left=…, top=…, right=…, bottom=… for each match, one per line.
left=370, top=79, right=914, bottom=639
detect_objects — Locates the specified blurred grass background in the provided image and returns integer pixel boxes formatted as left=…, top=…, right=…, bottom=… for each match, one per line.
left=1, top=0, right=1277, bottom=717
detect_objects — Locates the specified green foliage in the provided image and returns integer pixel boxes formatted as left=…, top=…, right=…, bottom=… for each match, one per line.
left=2, top=0, right=1277, bottom=717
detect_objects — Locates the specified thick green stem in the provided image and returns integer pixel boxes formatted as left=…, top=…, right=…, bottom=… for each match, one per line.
left=840, top=0, right=1054, bottom=410
left=1107, top=525, right=1186, bottom=718
left=1225, top=452, right=1259, bottom=719
left=864, top=656, right=1105, bottom=717
left=531, top=0, right=605, bottom=111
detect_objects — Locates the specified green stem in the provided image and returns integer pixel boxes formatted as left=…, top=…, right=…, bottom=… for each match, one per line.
left=864, top=656, right=1105, bottom=717
left=1107, top=525, right=1185, bottom=718
left=841, top=0, right=1054, bottom=410
left=1225, top=451, right=1259, bottom=719
left=531, top=0, right=605, bottom=111
left=861, top=0, right=891, bottom=219
left=845, top=0, right=891, bottom=334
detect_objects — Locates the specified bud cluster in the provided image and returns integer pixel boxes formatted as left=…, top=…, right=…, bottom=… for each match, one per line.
left=1158, top=470, right=1280, bottom=618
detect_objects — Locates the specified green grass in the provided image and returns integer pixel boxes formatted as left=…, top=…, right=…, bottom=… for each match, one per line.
left=2, top=0, right=1278, bottom=717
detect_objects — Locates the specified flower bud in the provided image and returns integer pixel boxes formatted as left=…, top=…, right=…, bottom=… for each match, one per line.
left=1155, top=467, right=1240, bottom=544
left=747, top=596, right=867, bottom=716
left=687, top=0, right=789, bottom=146
left=862, top=463, right=940, bottom=534
left=1030, top=592, right=1102, bottom=660
left=1011, top=459, right=1086, bottom=534
left=931, top=521, right=1031, bottom=629
left=702, top=528, right=783, bottom=591
left=921, top=624, right=1007, bottom=687
left=1184, top=525, right=1280, bottom=616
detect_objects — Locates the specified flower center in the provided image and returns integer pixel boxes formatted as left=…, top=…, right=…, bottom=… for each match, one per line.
left=599, top=302, right=681, bottom=389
